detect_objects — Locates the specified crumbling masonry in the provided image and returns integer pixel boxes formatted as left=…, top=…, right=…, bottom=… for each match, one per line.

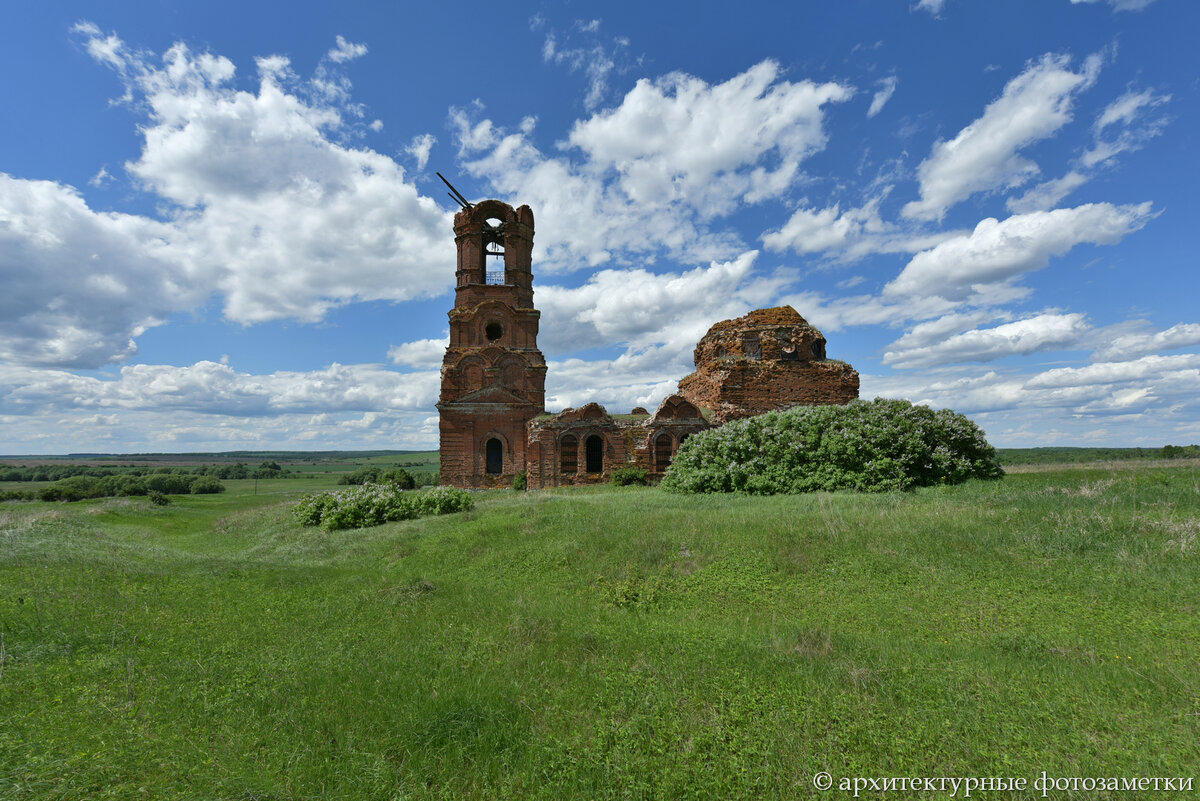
left=437, top=200, right=859, bottom=489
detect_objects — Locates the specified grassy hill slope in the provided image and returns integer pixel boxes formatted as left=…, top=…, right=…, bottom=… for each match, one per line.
left=2, top=467, right=1197, bottom=799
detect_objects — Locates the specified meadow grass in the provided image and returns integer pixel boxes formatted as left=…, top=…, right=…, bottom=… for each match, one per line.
left=1, top=465, right=1197, bottom=799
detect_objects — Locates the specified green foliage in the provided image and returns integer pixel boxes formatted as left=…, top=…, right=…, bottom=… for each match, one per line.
left=147, top=490, right=171, bottom=506
left=339, top=466, right=421, bottom=488
left=512, top=471, right=527, bottom=491
left=610, top=466, right=650, bottom=486
left=252, top=460, right=284, bottom=478
left=337, top=467, right=382, bottom=485
left=189, top=476, right=226, bottom=494
left=412, top=485, right=474, bottom=516
left=38, top=476, right=101, bottom=502
left=2, top=465, right=1199, bottom=798
left=95, top=475, right=148, bottom=496
left=1159, top=444, right=1200, bottom=459
left=381, top=468, right=416, bottom=489
left=22, top=471, right=226, bottom=503
left=144, top=473, right=196, bottom=495
left=662, top=397, right=1003, bottom=495
left=293, top=484, right=473, bottom=530
left=998, top=444, right=1200, bottom=464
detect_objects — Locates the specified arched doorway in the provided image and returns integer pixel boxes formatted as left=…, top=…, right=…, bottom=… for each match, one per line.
left=485, top=438, right=503, bottom=474
left=585, top=435, right=604, bottom=474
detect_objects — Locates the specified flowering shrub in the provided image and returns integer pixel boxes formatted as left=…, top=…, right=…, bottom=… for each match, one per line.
left=293, top=484, right=473, bottom=530
left=661, top=398, right=1003, bottom=495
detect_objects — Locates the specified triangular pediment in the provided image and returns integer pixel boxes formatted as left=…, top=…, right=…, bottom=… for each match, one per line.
left=454, top=384, right=527, bottom=404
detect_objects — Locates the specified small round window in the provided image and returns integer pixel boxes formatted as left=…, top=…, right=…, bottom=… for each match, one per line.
left=485, top=322, right=503, bottom=341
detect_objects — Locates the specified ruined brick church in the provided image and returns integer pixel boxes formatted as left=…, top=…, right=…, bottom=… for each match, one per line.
left=437, top=199, right=859, bottom=490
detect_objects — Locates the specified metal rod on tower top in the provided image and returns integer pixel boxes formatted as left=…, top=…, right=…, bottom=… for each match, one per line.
left=437, top=172, right=473, bottom=210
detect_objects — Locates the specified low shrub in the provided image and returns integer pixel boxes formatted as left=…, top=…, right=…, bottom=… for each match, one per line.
left=190, top=476, right=226, bottom=494
left=412, top=485, right=474, bottom=516
left=512, top=471, right=527, bottom=491
left=25, top=472, right=206, bottom=504
left=39, top=476, right=101, bottom=502
left=144, top=473, right=195, bottom=495
left=610, top=466, right=649, bottom=486
left=148, top=491, right=171, bottom=506
left=661, top=397, right=1003, bottom=495
left=380, top=468, right=416, bottom=489
left=293, top=484, right=473, bottom=531
left=338, top=468, right=381, bottom=486
left=95, top=475, right=148, bottom=497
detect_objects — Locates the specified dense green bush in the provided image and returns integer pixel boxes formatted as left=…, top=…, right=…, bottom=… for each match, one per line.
left=380, top=468, right=416, bottom=489
left=512, top=471, right=527, bottom=491
left=144, top=473, right=196, bottom=495
left=22, top=471, right=215, bottom=504
left=190, top=476, right=226, bottom=494
left=661, top=398, right=1003, bottom=495
left=39, top=476, right=102, bottom=502
left=338, top=467, right=382, bottom=486
left=610, top=466, right=649, bottom=486
left=293, top=484, right=473, bottom=531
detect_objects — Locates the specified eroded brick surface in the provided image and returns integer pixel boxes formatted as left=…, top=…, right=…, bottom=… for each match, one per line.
left=435, top=203, right=857, bottom=489
left=524, top=396, right=710, bottom=489
left=437, top=200, right=546, bottom=488
left=678, top=306, right=859, bottom=422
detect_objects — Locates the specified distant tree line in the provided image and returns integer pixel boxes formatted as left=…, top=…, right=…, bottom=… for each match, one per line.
left=997, top=445, right=1200, bottom=465
left=336, top=466, right=438, bottom=488
left=2, top=472, right=226, bottom=503
left=0, top=461, right=289, bottom=482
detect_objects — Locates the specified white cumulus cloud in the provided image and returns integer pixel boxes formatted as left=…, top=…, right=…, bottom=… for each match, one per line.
left=454, top=61, right=852, bottom=272
left=28, top=23, right=458, bottom=352
left=0, top=360, right=439, bottom=416
left=902, top=53, right=1101, bottom=221
left=0, top=174, right=199, bottom=368
left=388, top=337, right=449, bottom=369
left=883, top=312, right=1090, bottom=368
left=1092, top=323, right=1200, bottom=361
left=886, top=202, right=1154, bottom=301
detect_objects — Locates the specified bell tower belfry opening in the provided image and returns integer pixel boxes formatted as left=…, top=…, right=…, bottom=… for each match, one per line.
left=436, top=194, right=546, bottom=488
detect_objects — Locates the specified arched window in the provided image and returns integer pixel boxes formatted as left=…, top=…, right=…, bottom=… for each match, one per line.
left=560, top=434, right=578, bottom=474
left=585, top=435, right=604, bottom=474
left=485, top=438, right=503, bottom=474
left=654, top=433, right=673, bottom=471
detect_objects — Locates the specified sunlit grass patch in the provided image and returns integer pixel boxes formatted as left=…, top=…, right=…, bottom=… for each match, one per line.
left=1, top=465, right=1197, bottom=798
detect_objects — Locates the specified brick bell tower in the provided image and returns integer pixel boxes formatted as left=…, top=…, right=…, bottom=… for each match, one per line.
left=437, top=198, right=546, bottom=488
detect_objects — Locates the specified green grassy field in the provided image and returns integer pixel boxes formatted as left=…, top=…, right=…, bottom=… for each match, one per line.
left=2, top=464, right=1197, bottom=799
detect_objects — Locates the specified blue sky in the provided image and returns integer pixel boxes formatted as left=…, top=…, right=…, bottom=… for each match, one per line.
left=1, top=0, right=1197, bottom=453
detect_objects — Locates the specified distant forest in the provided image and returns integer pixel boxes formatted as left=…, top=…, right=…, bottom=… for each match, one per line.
left=2, top=446, right=1199, bottom=475
left=995, top=445, right=1200, bottom=465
